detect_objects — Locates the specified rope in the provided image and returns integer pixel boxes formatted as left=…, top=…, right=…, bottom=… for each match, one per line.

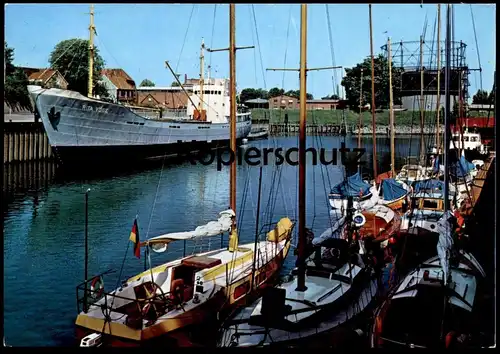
left=251, top=4, right=267, bottom=89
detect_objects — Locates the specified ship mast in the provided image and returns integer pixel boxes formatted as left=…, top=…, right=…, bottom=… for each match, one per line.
left=419, top=35, right=425, bottom=164
left=297, top=3, right=308, bottom=291
left=229, top=4, right=237, bottom=242
left=388, top=38, right=395, bottom=176
left=368, top=4, right=378, bottom=179
left=357, top=68, right=363, bottom=149
left=207, top=4, right=254, bottom=252
left=267, top=4, right=341, bottom=291
left=443, top=4, right=451, bottom=212
left=87, top=4, right=95, bottom=98
left=436, top=4, right=441, bottom=152
left=199, top=38, right=206, bottom=121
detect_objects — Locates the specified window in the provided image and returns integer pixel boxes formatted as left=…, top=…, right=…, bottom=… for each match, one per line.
left=218, top=91, right=221, bottom=95
left=288, top=100, right=293, bottom=103
left=273, top=99, right=278, bottom=103
left=422, top=199, right=439, bottom=209
left=463, top=136, right=469, bottom=142
left=281, top=100, right=286, bottom=104
left=470, top=136, right=479, bottom=142
left=234, top=281, right=250, bottom=300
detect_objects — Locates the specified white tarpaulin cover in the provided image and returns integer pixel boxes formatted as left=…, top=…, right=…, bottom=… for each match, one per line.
left=313, top=216, right=347, bottom=246
left=436, top=210, right=454, bottom=285
left=146, top=209, right=235, bottom=244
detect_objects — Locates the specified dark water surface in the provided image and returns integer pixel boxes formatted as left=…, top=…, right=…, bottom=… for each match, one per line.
left=1, top=135, right=457, bottom=346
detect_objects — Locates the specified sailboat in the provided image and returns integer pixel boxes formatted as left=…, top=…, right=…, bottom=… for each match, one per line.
left=75, top=4, right=293, bottom=347
left=374, top=37, right=412, bottom=209
left=218, top=5, right=380, bottom=347
left=370, top=6, right=487, bottom=348
left=27, top=4, right=251, bottom=165
left=328, top=7, right=402, bottom=252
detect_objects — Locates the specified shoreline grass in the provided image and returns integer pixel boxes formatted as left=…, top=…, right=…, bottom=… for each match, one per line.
left=250, top=108, right=439, bottom=126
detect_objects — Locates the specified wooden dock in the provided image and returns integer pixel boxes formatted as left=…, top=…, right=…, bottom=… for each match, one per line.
left=3, top=122, right=54, bottom=164
left=458, top=151, right=496, bottom=216
left=469, top=152, right=495, bottom=207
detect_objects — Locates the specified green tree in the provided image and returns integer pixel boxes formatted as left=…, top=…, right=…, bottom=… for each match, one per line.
left=49, top=38, right=108, bottom=97
left=4, top=41, right=32, bottom=110
left=268, top=87, right=285, bottom=98
left=472, top=89, right=489, bottom=104
left=140, top=79, right=155, bottom=87
left=171, top=81, right=180, bottom=87
left=341, top=54, right=403, bottom=110
left=322, top=94, right=340, bottom=100
left=239, top=88, right=269, bottom=103
left=488, top=89, right=495, bottom=104
left=284, top=89, right=313, bottom=100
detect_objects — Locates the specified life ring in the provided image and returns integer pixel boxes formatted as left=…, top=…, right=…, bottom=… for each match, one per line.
left=353, top=213, right=366, bottom=228
left=90, top=276, right=104, bottom=299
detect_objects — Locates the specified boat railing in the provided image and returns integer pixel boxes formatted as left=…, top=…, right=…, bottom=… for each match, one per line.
left=76, top=270, right=174, bottom=321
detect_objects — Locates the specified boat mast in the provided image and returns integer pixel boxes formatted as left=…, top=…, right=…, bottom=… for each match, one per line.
left=297, top=3, right=308, bottom=291
left=369, top=4, right=378, bottom=179
left=87, top=4, right=95, bottom=98
left=358, top=68, right=363, bottom=149
left=267, top=5, right=341, bottom=291
left=388, top=38, right=395, bottom=177
left=419, top=35, right=425, bottom=164
left=229, top=4, right=237, bottom=250
left=199, top=38, right=206, bottom=121
left=208, top=4, right=254, bottom=252
left=443, top=4, right=451, bottom=212
left=436, top=4, right=441, bottom=152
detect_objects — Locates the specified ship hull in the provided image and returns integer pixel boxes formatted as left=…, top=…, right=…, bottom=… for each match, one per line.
left=28, top=87, right=252, bottom=164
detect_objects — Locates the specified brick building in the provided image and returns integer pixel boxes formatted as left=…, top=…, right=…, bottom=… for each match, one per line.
left=306, top=99, right=347, bottom=110
left=268, top=95, right=348, bottom=110
left=268, top=95, right=299, bottom=110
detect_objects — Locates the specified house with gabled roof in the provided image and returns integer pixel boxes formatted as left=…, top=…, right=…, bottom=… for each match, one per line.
left=20, top=67, right=69, bottom=89
left=100, top=68, right=137, bottom=104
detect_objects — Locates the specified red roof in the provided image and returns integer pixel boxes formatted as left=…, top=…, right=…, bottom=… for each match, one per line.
left=101, top=68, right=136, bottom=90
left=20, top=67, right=67, bottom=85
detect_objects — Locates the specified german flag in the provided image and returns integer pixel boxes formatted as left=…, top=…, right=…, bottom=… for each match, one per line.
left=129, top=218, right=140, bottom=259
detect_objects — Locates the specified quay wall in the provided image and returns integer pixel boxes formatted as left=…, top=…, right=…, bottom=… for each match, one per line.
left=3, top=122, right=54, bottom=164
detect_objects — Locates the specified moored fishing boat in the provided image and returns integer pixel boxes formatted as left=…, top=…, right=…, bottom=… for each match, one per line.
left=27, top=6, right=251, bottom=166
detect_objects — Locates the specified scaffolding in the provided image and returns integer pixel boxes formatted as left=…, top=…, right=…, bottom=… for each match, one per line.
left=380, top=40, right=479, bottom=114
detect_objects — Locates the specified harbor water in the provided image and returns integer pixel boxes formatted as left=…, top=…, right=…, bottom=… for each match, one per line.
left=0, top=135, right=472, bottom=346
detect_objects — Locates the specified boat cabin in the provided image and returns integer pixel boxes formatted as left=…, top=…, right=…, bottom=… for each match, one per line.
left=450, top=130, right=483, bottom=151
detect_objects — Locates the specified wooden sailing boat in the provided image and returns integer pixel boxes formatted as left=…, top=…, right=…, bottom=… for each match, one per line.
left=370, top=6, right=487, bottom=348
left=75, top=4, right=293, bottom=347
left=328, top=6, right=402, bottom=253
left=218, top=5, right=380, bottom=347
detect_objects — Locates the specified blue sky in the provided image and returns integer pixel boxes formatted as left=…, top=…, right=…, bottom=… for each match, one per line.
left=5, top=3, right=496, bottom=100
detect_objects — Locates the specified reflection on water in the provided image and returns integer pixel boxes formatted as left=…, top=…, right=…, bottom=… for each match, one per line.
left=4, top=136, right=424, bottom=346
